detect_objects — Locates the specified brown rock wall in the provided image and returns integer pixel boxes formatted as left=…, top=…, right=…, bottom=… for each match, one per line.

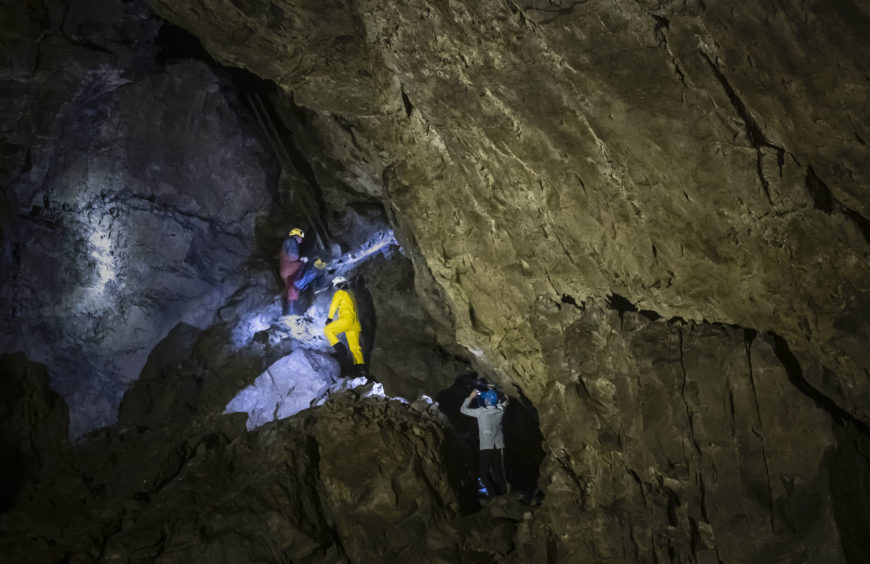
left=531, top=305, right=841, bottom=561
left=148, top=0, right=870, bottom=423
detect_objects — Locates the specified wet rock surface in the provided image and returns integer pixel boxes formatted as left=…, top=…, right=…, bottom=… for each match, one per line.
left=531, top=302, right=844, bottom=561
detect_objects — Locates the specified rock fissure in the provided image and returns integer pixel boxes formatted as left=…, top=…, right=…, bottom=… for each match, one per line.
left=522, top=0, right=590, bottom=25
left=61, top=193, right=252, bottom=269
left=542, top=268, right=560, bottom=299
left=743, top=331, right=776, bottom=534
left=697, top=49, right=786, bottom=206
left=560, top=293, right=584, bottom=310
left=771, top=333, right=870, bottom=438
left=650, top=13, right=689, bottom=88
left=626, top=466, right=648, bottom=506
left=676, top=327, right=701, bottom=456
left=400, top=86, right=413, bottom=119
left=554, top=449, right=588, bottom=508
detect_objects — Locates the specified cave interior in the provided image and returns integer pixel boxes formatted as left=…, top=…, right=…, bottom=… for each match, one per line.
left=2, top=0, right=870, bottom=562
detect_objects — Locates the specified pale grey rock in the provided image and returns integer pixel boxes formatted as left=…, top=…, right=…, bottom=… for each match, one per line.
left=225, top=349, right=339, bottom=430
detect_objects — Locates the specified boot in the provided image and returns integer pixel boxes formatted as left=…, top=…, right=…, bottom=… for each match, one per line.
left=332, top=342, right=351, bottom=374
left=352, top=364, right=368, bottom=380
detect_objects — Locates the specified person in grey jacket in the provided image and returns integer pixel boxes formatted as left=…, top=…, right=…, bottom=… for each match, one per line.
left=460, top=387, right=508, bottom=497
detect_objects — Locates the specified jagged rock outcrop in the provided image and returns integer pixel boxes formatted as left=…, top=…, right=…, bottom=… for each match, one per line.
left=0, top=390, right=529, bottom=563
left=147, top=0, right=870, bottom=418
left=0, top=353, right=69, bottom=512
left=117, top=322, right=204, bottom=429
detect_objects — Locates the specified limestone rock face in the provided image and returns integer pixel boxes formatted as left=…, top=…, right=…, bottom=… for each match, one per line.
left=0, top=0, right=278, bottom=436
left=142, top=1, right=870, bottom=559
left=529, top=303, right=843, bottom=561
left=148, top=0, right=870, bottom=421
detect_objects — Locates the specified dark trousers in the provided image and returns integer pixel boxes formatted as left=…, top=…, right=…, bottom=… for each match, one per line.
left=479, top=448, right=506, bottom=496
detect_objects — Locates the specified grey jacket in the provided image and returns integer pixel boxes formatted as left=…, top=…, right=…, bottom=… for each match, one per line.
left=460, top=397, right=505, bottom=450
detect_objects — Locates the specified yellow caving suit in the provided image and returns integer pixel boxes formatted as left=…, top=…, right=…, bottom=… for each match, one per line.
left=324, top=288, right=364, bottom=365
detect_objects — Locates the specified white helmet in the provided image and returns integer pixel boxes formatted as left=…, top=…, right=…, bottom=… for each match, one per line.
left=331, top=276, right=347, bottom=287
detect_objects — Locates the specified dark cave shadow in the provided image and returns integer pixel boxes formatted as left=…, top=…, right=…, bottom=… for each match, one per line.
left=503, top=387, right=546, bottom=494
left=349, top=274, right=376, bottom=367
left=0, top=442, right=23, bottom=514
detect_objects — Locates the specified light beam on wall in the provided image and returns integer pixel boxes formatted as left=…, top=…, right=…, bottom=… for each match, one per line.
left=88, top=225, right=118, bottom=292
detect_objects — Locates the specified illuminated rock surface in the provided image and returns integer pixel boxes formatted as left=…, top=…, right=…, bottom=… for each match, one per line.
left=0, top=0, right=279, bottom=436
left=2, top=0, right=870, bottom=562
left=225, top=349, right=339, bottom=430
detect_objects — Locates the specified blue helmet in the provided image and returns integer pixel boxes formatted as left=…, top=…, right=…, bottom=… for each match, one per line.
left=482, top=389, right=498, bottom=407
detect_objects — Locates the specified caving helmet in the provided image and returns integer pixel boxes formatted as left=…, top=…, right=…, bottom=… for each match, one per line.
left=482, top=389, right=499, bottom=407
left=288, top=227, right=305, bottom=239
left=332, top=276, right=348, bottom=287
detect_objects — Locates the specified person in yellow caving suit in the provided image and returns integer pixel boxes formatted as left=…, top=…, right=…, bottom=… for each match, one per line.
left=324, top=276, right=366, bottom=377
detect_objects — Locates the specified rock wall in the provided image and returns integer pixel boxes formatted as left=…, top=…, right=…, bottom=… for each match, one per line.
left=531, top=303, right=843, bottom=561
left=146, top=0, right=870, bottom=427
left=0, top=0, right=279, bottom=436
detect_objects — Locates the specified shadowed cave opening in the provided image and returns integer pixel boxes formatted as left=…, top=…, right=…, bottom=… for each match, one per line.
left=607, top=291, right=663, bottom=322
left=157, top=21, right=333, bottom=253
left=437, top=372, right=546, bottom=500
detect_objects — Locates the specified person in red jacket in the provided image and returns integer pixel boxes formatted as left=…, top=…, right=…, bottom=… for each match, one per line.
left=279, top=228, right=307, bottom=315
